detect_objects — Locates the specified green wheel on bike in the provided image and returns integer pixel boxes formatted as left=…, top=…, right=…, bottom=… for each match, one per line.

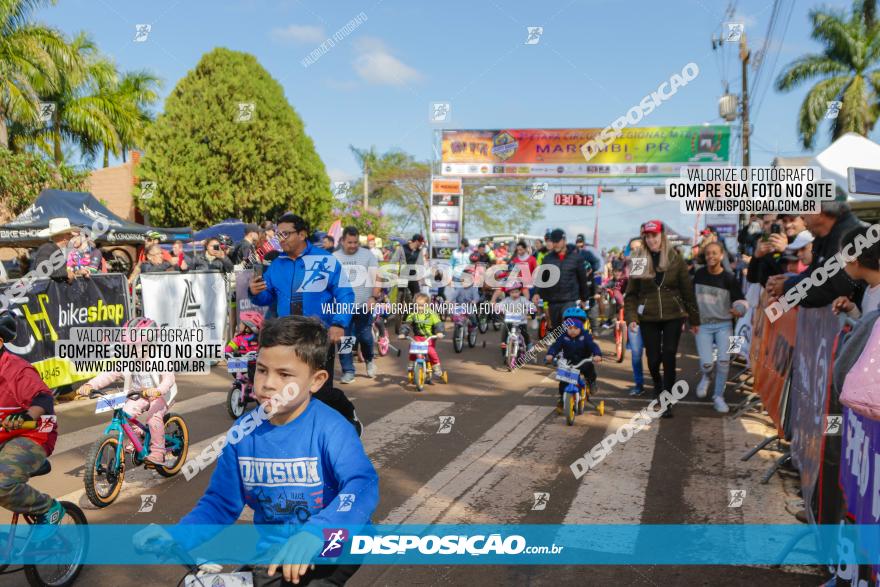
left=564, top=393, right=576, bottom=426
left=23, top=500, right=88, bottom=587
left=155, top=413, right=189, bottom=478
left=84, top=434, right=124, bottom=508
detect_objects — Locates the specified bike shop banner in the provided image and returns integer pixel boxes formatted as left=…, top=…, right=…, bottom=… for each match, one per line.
left=789, top=306, right=839, bottom=525
left=430, top=176, right=463, bottom=260
left=0, top=273, right=129, bottom=388
left=234, top=269, right=268, bottom=327
left=749, top=289, right=798, bottom=435
left=439, top=126, right=730, bottom=178
left=139, top=271, right=228, bottom=342
left=837, top=407, right=880, bottom=582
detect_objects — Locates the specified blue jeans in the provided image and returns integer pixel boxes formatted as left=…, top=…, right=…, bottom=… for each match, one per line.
left=339, top=312, right=375, bottom=375
left=694, top=321, right=732, bottom=399
left=626, top=325, right=644, bottom=388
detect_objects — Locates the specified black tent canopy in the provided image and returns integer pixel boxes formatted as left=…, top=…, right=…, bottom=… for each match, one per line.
left=0, top=190, right=190, bottom=246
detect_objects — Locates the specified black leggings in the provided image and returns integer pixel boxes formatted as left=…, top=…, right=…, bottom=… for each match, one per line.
left=639, top=319, right=684, bottom=396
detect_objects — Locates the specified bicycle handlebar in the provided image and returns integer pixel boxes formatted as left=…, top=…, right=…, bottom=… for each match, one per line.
left=557, top=357, right=593, bottom=368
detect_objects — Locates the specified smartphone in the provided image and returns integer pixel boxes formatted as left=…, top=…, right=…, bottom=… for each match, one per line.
left=770, top=223, right=782, bottom=235
left=252, top=262, right=264, bottom=279
left=848, top=167, right=880, bottom=196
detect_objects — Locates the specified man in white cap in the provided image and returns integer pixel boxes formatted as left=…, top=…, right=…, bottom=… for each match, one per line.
left=29, top=218, right=79, bottom=281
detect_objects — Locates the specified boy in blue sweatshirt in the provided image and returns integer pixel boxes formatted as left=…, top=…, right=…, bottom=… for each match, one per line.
left=136, top=316, right=378, bottom=586
left=545, top=307, right=602, bottom=414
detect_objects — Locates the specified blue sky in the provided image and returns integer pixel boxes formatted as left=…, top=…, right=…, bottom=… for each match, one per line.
left=40, top=0, right=860, bottom=244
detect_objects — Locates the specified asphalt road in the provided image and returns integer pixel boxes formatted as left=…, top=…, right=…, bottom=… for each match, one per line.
left=0, top=322, right=824, bottom=586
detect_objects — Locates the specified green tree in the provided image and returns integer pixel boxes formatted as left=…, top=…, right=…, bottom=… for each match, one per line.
left=348, top=147, right=544, bottom=237
left=0, top=0, right=71, bottom=149
left=0, top=149, right=88, bottom=220
left=775, top=4, right=880, bottom=148
left=139, top=48, right=331, bottom=229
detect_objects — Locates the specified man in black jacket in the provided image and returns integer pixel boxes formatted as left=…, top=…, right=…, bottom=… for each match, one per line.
left=532, top=229, right=589, bottom=328
left=766, top=202, right=864, bottom=307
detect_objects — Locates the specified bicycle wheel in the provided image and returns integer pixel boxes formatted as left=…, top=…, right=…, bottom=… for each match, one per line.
left=467, top=325, right=478, bottom=348
left=23, top=501, right=88, bottom=587
left=507, top=340, right=518, bottom=371
left=453, top=324, right=464, bottom=353
left=414, top=362, right=425, bottom=392
left=564, top=392, right=576, bottom=426
left=227, top=384, right=245, bottom=419
left=577, top=386, right=586, bottom=415
left=478, top=314, right=488, bottom=334
left=155, top=413, right=189, bottom=478
left=614, top=321, right=627, bottom=363
left=84, top=434, right=124, bottom=508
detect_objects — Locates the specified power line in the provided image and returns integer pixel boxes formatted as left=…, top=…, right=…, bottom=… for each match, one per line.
left=752, top=0, right=796, bottom=123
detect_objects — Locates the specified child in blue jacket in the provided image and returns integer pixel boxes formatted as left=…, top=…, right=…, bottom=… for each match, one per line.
left=136, top=316, right=378, bottom=586
left=545, top=306, right=603, bottom=414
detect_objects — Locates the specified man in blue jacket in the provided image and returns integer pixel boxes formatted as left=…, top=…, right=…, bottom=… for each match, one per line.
left=250, top=213, right=357, bottom=419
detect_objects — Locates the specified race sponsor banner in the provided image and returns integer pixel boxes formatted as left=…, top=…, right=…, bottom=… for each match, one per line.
left=733, top=283, right=761, bottom=365
left=430, top=175, right=462, bottom=260
left=838, top=407, right=880, bottom=582
left=790, top=306, right=838, bottom=525
left=440, top=126, right=730, bottom=177
left=750, top=289, right=798, bottom=435
left=140, top=271, right=228, bottom=342
left=0, top=273, right=129, bottom=388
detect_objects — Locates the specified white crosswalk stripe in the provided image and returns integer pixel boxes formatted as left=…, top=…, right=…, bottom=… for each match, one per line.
left=559, top=410, right=659, bottom=554
left=45, top=393, right=793, bottom=535
left=383, top=405, right=553, bottom=525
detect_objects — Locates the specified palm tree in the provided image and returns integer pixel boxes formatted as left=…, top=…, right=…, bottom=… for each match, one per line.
left=775, top=5, right=880, bottom=148
left=95, top=70, right=161, bottom=166
left=0, top=0, right=72, bottom=149
left=14, top=31, right=159, bottom=165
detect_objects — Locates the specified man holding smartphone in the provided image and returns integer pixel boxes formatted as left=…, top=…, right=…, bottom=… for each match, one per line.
left=249, top=213, right=359, bottom=423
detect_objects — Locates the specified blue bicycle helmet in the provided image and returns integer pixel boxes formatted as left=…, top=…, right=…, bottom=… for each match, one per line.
left=562, top=307, right=587, bottom=324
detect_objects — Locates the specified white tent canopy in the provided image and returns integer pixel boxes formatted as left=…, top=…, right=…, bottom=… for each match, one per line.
left=812, top=132, right=880, bottom=201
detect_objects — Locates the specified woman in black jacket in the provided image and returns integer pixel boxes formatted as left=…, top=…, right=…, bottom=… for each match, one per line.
left=624, top=220, right=700, bottom=416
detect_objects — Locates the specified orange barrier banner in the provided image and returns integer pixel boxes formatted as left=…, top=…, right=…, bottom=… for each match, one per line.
left=750, top=289, right=799, bottom=435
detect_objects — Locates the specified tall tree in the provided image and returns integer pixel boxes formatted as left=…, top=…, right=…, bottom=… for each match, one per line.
left=347, top=147, right=544, bottom=237
left=139, top=48, right=332, bottom=229
left=775, top=4, right=880, bottom=148
left=0, top=0, right=71, bottom=149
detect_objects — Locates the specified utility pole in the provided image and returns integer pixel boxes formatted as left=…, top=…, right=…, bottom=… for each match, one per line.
left=740, top=33, right=750, bottom=168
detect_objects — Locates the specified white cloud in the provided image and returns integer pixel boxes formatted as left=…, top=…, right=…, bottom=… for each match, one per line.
left=327, top=168, right=357, bottom=183
left=352, top=37, right=422, bottom=86
left=272, top=24, right=326, bottom=44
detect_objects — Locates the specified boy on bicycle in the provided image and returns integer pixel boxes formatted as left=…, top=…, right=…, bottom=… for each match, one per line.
left=76, top=317, right=176, bottom=467
left=399, top=292, right=445, bottom=381
left=0, top=311, right=64, bottom=535
left=135, top=316, right=379, bottom=586
left=544, top=307, right=602, bottom=414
